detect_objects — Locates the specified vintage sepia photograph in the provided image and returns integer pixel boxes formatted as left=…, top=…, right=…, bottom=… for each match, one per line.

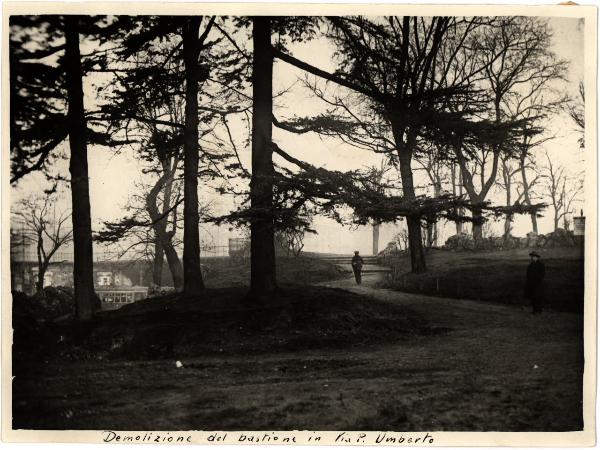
left=3, top=3, right=596, bottom=444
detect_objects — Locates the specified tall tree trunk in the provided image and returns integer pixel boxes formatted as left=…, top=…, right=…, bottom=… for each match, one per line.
left=36, top=275, right=44, bottom=294
left=451, top=164, right=459, bottom=234
left=425, top=224, right=433, bottom=248
left=36, top=234, right=45, bottom=295
left=64, top=16, right=96, bottom=320
left=502, top=159, right=512, bottom=238
left=160, top=164, right=184, bottom=290
left=250, top=16, right=277, bottom=297
left=519, top=155, right=538, bottom=234
left=36, top=265, right=45, bottom=295
left=372, top=223, right=380, bottom=255
left=431, top=183, right=441, bottom=246
left=451, top=160, right=464, bottom=235
left=457, top=170, right=464, bottom=234
left=164, top=242, right=184, bottom=289
left=530, top=210, right=539, bottom=234
left=152, top=238, right=164, bottom=287
left=151, top=171, right=168, bottom=287
left=393, top=125, right=426, bottom=273
left=406, top=215, right=426, bottom=270
left=161, top=168, right=184, bottom=290
left=455, top=141, right=499, bottom=241
left=504, top=214, right=513, bottom=238
left=472, top=206, right=484, bottom=240
left=146, top=168, right=184, bottom=291
left=182, top=17, right=204, bottom=296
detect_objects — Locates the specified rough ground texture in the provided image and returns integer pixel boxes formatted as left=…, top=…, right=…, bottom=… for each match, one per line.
left=12, top=273, right=583, bottom=431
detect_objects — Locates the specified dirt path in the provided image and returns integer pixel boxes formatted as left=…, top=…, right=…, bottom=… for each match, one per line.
left=319, top=272, right=557, bottom=327
left=13, top=274, right=583, bottom=431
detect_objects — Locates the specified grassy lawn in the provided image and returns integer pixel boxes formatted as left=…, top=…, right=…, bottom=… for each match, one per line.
left=382, top=247, right=584, bottom=312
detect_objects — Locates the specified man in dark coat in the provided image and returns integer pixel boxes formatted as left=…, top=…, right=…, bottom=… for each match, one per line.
left=351, top=251, right=364, bottom=285
left=526, top=251, right=546, bottom=314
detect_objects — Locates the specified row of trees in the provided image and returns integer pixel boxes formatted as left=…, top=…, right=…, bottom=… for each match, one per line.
left=268, top=17, right=583, bottom=269
left=10, top=15, right=584, bottom=319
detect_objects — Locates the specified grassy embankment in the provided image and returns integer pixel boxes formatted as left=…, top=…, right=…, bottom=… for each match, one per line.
left=202, top=255, right=349, bottom=288
left=12, top=256, right=359, bottom=360
left=382, top=247, right=584, bottom=312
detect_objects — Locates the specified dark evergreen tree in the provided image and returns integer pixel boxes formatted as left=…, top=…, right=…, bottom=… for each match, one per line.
left=219, top=16, right=317, bottom=299
left=181, top=17, right=206, bottom=295
left=9, top=16, right=68, bottom=182
left=94, top=15, right=249, bottom=297
left=9, top=15, right=113, bottom=319
left=274, top=17, right=495, bottom=271
left=249, top=16, right=277, bottom=297
left=64, top=16, right=96, bottom=319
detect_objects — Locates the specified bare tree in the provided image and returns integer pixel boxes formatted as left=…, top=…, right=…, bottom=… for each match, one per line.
left=503, top=62, right=566, bottom=235
left=542, top=151, right=583, bottom=231
left=497, top=154, right=541, bottom=237
left=95, top=175, right=196, bottom=291
left=453, top=17, right=567, bottom=240
left=567, top=81, right=585, bottom=149
left=13, top=196, right=72, bottom=295
left=275, top=228, right=306, bottom=257
left=393, top=228, right=409, bottom=251
left=415, top=142, right=451, bottom=246
left=362, top=162, right=397, bottom=254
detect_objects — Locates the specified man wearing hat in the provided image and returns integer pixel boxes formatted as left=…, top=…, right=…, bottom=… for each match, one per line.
left=526, top=251, right=546, bottom=314
left=351, top=251, right=364, bottom=285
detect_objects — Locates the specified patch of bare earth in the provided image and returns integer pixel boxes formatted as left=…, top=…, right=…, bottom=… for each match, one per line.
left=13, top=276, right=582, bottom=431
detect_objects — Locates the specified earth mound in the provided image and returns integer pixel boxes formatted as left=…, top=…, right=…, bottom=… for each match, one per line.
left=13, top=286, right=439, bottom=363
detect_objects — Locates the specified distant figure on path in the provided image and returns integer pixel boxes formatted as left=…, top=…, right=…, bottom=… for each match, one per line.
left=526, top=251, right=546, bottom=314
left=351, top=251, right=364, bottom=285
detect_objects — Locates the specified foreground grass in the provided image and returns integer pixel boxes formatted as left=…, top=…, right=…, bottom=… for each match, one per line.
left=382, top=247, right=584, bottom=312
left=12, top=280, right=583, bottom=431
